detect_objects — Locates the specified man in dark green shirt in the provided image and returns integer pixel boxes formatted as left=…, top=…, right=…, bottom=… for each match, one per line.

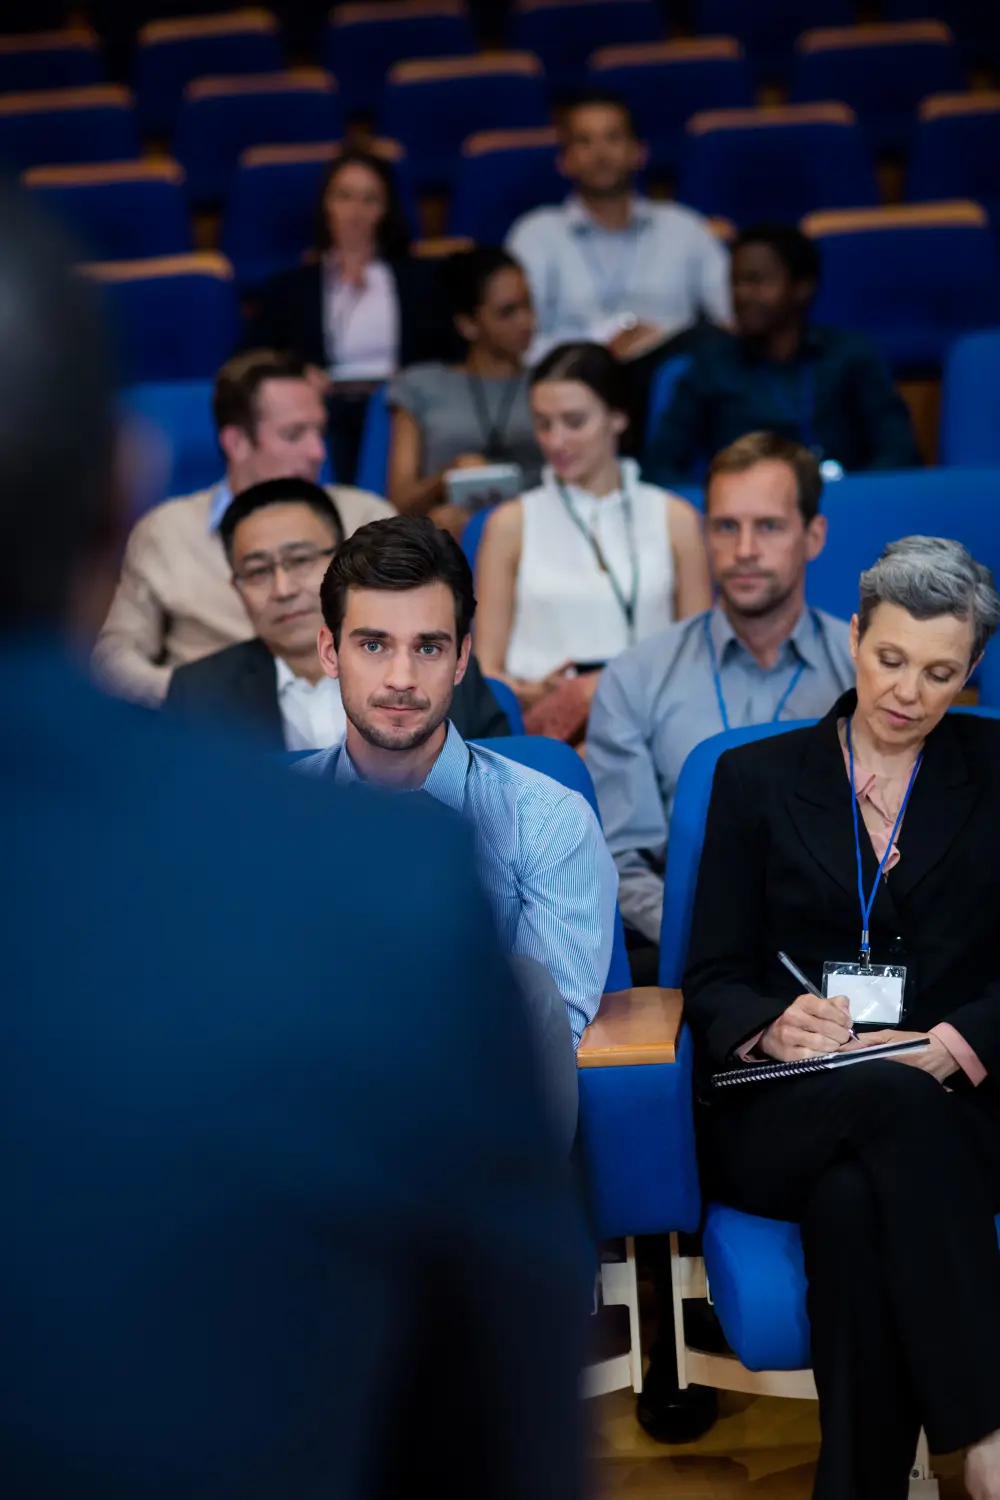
left=645, top=222, right=921, bottom=487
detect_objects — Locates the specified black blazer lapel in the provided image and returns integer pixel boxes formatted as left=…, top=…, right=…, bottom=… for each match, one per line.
left=233, top=639, right=285, bottom=752
left=888, top=712, right=979, bottom=903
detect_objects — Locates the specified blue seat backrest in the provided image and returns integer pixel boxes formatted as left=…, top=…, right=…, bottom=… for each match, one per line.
left=807, top=467, right=1000, bottom=621
left=120, top=379, right=220, bottom=515
left=809, top=217, right=1000, bottom=371
left=324, top=11, right=476, bottom=119
left=693, top=0, right=853, bottom=82
left=590, top=53, right=753, bottom=176
left=354, top=384, right=391, bottom=497
left=659, top=721, right=815, bottom=986
left=644, top=354, right=693, bottom=446
left=30, top=175, right=192, bottom=263
left=461, top=505, right=495, bottom=573
left=508, top=0, right=661, bottom=88
left=448, top=140, right=564, bottom=242
left=676, top=116, right=878, bottom=227
left=474, top=735, right=632, bottom=992
left=940, top=330, right=1000, bottom=466
left=484, top=676, right=525, bottom=735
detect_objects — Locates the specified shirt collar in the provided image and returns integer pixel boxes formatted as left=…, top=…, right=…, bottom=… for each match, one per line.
left=207, top=480, right=233, bottom=533
left=275, top=657, right=329, bottom=695
left=563, top=193, right=653, bottom=234
left=709, top=602, right=820, bottom=671
left=334, top=719, right=469, bottom=812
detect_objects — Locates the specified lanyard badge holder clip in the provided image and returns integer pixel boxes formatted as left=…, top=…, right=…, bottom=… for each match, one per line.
left=821, top=718, right=921, bottom=1027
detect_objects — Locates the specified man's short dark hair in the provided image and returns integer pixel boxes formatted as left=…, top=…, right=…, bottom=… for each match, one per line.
left=0, top=184, right=114, bottom=627
left=218, top=478, right=345, bottom=563
left=706, top=431, right=823, bottom=525
left=211, top=349, right=310, bottom=440
left=320, top=516, right=476, bottom=648
left=734, top=222, right=822, bottom=285
left=560, top=91, right=636, bottom=138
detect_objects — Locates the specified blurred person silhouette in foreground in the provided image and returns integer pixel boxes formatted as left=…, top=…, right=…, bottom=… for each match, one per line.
left=0, top=183, right=590, bottom=1500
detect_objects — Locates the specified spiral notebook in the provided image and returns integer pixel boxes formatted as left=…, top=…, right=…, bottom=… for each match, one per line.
left=711, top=1036, right=930, bottom=1089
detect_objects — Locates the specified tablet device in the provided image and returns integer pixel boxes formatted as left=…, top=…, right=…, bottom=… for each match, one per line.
left=444, top=463, right=522, bottom=512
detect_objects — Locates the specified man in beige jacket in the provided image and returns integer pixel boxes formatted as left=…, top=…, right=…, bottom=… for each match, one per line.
left=94, top=348, right=392, bottom=706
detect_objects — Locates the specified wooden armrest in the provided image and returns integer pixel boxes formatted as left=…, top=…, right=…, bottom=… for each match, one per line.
left=577, top=987, right=683, bottom=1068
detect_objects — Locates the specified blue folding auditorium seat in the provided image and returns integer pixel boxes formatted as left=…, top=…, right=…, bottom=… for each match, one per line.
left=378, top=52, right=550, bottom=194
left=804, top=202, right=1000, bottom=371
left=940, top=330, right=1000, bottom=467
left=23, top=160, right=192, bottom=261
left=84, top=253, right=239, bottom=384
left=0, top=85, right=139, bottom=172
left=222, top=140, right=419, bottom=292
left=805, top=467, right=1000, bottom=622
left=120, top=379, right=221, bottom=512
left=448, top=128, right=562, bottom=241
left=175, top=69, right=343, bottom=205
left=791, top=21, right=965, bottom=156
left=676, top=104, right=878, bottom=227
left=693, top=0, right=852, bottom=83
left=588, top=38, right=753, bottom=179
left=133, top=9, right=284, bottom=136
left=907, top=93, right=1000, bottom=231
left=0, top=26, right=105, bottom=92
left=884, top=0, right=1000, bottom=67
left=508, top=0, right=662, bottom=95
left=323, top=1, right=476, bottom=120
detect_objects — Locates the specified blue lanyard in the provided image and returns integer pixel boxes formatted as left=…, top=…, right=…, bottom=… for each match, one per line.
left=846, top=716, right=922, bottom=967
left=704, top=612, right=808, bottom=732
left=770, top=364, right=816, bottom=455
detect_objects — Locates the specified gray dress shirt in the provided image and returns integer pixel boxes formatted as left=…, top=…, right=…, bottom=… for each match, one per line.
left=586, top=604, right=854, bottom=944
left=507, top=194, right=731, bottom=363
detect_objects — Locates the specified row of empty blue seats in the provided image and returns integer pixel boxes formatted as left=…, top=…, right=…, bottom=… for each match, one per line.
left=0, top=22, right=994, bottom=189
left=4, top=1, right=999, bottom=115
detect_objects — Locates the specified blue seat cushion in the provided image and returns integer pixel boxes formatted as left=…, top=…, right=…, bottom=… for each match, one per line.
left=704, top=1202, right=1000, bottom=1372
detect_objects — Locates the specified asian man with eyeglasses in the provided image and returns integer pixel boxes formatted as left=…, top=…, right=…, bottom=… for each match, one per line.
left=164, top=478, right=511, bottom=751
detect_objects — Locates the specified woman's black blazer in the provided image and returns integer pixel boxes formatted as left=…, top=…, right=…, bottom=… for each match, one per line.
left=683, top=690, right=1000, bottom=1100
left=243, top=258, right=460, bottom=371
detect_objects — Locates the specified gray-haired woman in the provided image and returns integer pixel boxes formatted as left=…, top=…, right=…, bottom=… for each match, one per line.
left=684, top=536, right=1000, bottom=1500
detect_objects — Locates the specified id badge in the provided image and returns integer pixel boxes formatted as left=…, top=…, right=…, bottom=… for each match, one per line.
left=822, top=962, right=906, bottom=1026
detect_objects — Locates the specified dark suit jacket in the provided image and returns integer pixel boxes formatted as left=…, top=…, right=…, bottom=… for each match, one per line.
left=244, top=258, right=461, bottom=372
left=683, top=691, right=1000, bottom=1099
left=163, top=636, right=511, bottom=747
left=1, top=643, right=587, bottom=1499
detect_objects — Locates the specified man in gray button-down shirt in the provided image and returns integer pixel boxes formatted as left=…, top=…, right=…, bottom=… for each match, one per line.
left=587, top=432, right=854, bottom=947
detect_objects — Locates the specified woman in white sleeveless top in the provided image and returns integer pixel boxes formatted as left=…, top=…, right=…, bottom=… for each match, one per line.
left=475, top=342, right=711, bottom=718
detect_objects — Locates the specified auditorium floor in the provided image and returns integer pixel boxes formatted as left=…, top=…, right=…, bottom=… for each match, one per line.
left=589, top=1387, right=969, bottom=1496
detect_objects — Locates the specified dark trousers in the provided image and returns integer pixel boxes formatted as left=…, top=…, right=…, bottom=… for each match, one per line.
left=699, top=1061, right=1000, bottom=1500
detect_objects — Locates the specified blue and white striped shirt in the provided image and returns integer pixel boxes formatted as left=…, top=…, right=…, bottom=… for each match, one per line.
left=296, top=722, right=619, bottom=1045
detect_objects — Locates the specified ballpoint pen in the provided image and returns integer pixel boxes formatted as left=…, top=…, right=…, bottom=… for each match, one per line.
left=777, top=950, right=860, bottom=1042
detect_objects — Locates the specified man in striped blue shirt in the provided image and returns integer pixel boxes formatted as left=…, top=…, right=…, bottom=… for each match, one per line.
left=296, top=515, right=619, bottom=1047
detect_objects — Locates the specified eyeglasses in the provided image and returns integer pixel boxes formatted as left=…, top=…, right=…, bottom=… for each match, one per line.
left=233, top=546, right=336, bottom=593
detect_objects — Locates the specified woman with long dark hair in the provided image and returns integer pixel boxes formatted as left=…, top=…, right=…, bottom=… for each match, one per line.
left=474, top=341, right=711, bottom=735
left=246, top=148, right=454, bottom=482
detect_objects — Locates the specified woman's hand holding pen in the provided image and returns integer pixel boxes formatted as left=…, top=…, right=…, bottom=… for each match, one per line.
left=760, top=993, right=855, bottom=1062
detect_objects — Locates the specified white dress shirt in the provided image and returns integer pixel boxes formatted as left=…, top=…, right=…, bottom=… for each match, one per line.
left=507, top=195, right=731, bottom=363
left=322, top=258, right=399, bottom=382
left=275, top=658, right=347, bottom=752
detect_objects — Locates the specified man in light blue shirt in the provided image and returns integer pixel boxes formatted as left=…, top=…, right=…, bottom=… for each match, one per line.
left=507, top=95, right=730, bottom=366
left=297, top=514, right=619, bottom=1046
left=587, top=432, right=854, bottom=948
